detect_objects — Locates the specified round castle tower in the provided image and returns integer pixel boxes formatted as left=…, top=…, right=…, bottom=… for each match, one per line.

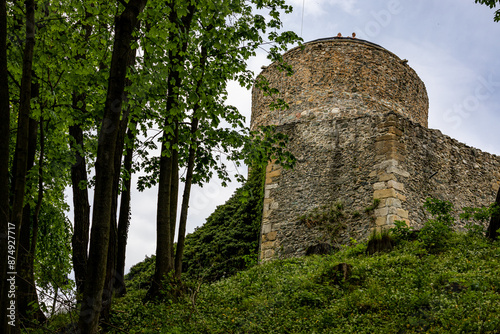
left=253, top=37, right=500, bottom=263
left=251, top=37, right=429, bottom=130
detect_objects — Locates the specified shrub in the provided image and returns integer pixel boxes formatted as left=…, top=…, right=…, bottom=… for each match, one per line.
left=390, top=219, right=414, bottom=242
left=419, top=198, right=455, bottom=252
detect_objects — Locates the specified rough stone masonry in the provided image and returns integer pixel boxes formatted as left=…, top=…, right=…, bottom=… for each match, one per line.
left=251, top=37, right=500, bottom=262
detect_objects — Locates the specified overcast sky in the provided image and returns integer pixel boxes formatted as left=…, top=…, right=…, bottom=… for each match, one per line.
left=82, top=0, right=500, bottom=273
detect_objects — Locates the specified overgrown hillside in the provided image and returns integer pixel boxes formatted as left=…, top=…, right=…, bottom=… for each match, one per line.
left=111, top=232, right=500, bottom=333
left=125, top=165, right=266, bottom=291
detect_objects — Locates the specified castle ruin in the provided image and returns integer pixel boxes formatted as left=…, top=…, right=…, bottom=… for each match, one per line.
left=251, top=37, right=500, bottom=262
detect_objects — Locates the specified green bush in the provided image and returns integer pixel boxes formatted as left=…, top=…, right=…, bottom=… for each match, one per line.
left=419, top=198, right=455, bottom=252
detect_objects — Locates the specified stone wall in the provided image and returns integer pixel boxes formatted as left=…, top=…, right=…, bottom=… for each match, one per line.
left=251, top=37, right=429, bottom=130
left=259, top=112, right=500, bottom=262
left=253, top=37, right=499, bottom=262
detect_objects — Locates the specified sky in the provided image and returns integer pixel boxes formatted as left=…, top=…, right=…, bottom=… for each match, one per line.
left=68, top=0, right=500, bottom=273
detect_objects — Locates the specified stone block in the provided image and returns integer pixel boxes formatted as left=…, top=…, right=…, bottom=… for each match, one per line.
left=375, top=216, right=387, bottom=226
left=396, top=193, right=407, bottom=201
left=387, top=180, right=404, bottom=191
left=373, top=188, right=397, bottom=199
left=270, top=202, right=279, bottom=210
left=385, top=197, right=402, bottom=208
left=377, top=120, right=398, bottom=128
left=376, top=134, right=397, bottom=142
left=263, top=249, right=275, bottom=259
left=373, top=182, right=386, bottom=190
left=267, top=169, right=281, bottom=178
left=379, top=173, right=396, bottom=181
left=396, top=208, right=409, bottom=219
left=386, top=166, right=410, bottom=177
left=374, top=207, right=389, bottom=216
left=374, top=159, right=398, bottom=170
left=385, top=152, right=405, bottom=162
left=387, top=126, right=403, bottom=136
left=262, top=223, right=272, bottom=234
left=261, top=241, right=275, bottom=250
left=266, top=231, right=278, bottom=241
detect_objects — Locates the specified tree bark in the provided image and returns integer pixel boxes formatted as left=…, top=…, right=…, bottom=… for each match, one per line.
left=6, top=0, right=36, bottom=331
left=101, top=44, right=137, bottom=325
left=146, top=4, right=195, bottom=299
left=70, top=6, right=93, bottom=302
left=487, top=187, right=500, bottom=240
left=174, top=45, right=207, bottom=279
left=0, top=0, right=11, bottom=331
left=17, top=117, right=45, bottom=326
left=77, top=1, right=147, bottom=332
left=115, top=124, right=136, bottom=297
left=69, top=103, right=91, bottom=299
left=174, top=119, right=198, bottom=279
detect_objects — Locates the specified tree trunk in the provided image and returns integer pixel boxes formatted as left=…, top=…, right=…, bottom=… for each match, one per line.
left=174, top=45, right=207, bottom=279
left=0, top=0, right=11, bottom=331
left=487, top=187, right=500, bottom=240
left=174, top=118, right=198, bottom=279
left=101, top=44, right=137, bottom=325
left=146, top=2, right=195, bottom=301
left=7, top=0, right=36, bottom=331
left=18, top=117, right=45, bottom=326
left=146, top=122, right=175, bottom=300
left=115, top=125, right=136, bottom=297
left=70, top=6, right=93, bottom=302
left=77, top=1, right=147, bottom=332
left=69, top=104, right=91, bottom=299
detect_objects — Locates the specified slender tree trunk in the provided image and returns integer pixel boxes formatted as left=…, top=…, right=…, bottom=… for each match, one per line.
left=101, top=45, right=137, bottom=325
left=0, top=0, right=11, bottom=331
left=7, top=0, right=36, bottom=331
left=18, top=117, right=45, bottom=326
left=70, top=8, right=93, bottom=302
left=147, top=121, right=175, bottom=299
left=69, top=103, right=91, bottom=299
left=487, top=187, right=500, bottom=240
left=115, top=124, right=136, bottom=297
left=174, top=118, right=198, bottom=279
left=174, top=45, right=207, bottom=279
left=146, top=2, right=195, bottom=301
left=29, top=117, right=46, bottom=323
left=77, top=1, right=147, bottom=332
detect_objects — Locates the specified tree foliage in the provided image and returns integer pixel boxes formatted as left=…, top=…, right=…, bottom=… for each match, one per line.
left=475, top=0, right=500, bottom=21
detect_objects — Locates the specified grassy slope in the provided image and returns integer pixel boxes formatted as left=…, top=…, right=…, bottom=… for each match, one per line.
left=111, top=233, right=500, bottom=334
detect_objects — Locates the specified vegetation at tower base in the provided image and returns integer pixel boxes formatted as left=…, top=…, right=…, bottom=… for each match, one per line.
left=105, top=222, right=500, bottom=333
left=20, top=198, right=500, bottom=333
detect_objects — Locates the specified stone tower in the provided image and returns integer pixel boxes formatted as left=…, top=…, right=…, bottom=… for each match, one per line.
left=252, top=37, right=500, bottom=262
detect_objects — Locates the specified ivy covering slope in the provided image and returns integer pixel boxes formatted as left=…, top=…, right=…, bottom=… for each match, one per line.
left=181, top=165, right=266, bottom=282
left=125, top=165, right=266, bottom=288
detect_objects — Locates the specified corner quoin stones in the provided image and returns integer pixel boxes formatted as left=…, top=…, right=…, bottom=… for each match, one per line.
left=252, top=37, right=500, bottom=262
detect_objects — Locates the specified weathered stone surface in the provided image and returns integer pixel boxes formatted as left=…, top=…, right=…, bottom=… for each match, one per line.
left=251, top=37, right=429, bottom=130
left=252, top=37, right=500, bottom=262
